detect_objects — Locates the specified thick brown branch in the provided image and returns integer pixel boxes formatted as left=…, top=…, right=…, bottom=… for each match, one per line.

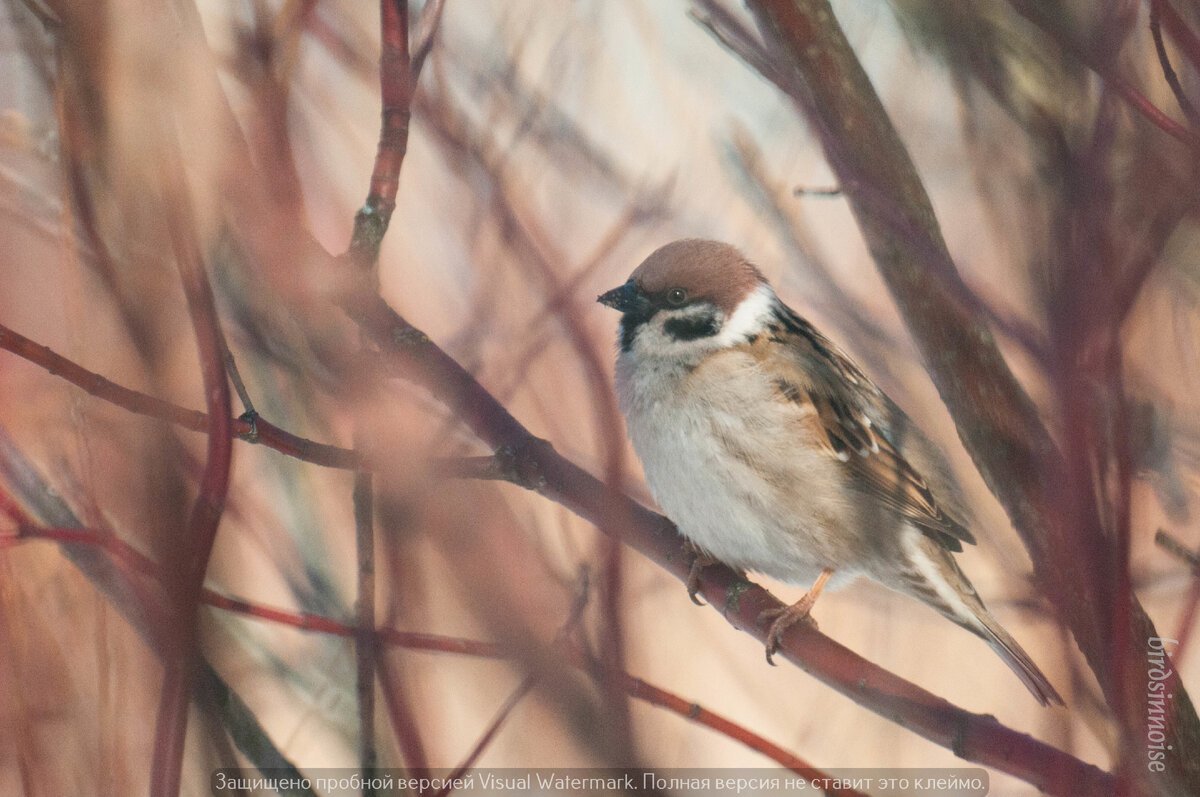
left=743, top=0, right=1198, bottom=789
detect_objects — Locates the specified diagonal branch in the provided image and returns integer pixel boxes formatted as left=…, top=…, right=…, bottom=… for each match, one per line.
left=336, top=289, right=1112, bottom=795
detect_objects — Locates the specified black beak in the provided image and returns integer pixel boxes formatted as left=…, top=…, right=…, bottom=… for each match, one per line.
left=597, top=280, right=648, bottom=314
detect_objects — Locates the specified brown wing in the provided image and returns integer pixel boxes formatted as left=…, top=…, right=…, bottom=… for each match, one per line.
left=808, top=390, right=975, bottom=551
left=750, top=306, right=976, bottom=552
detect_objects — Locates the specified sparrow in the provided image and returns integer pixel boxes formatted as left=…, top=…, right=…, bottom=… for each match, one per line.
left=598, top=239, right=1063, bottom=706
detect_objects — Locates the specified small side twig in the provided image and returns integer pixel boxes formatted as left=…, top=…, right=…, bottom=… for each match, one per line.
left=793, top=185, right=842, bottom=197
left=223, top=346, right=257, bottom=418
left=0, top=322, right=360, bottom=469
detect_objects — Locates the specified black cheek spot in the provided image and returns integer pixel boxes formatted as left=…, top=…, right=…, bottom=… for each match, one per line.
left=664, top=314, right=719, bottom=341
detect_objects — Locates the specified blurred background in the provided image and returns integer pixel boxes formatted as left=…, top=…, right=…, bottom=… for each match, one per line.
left=1, top=1, right=1198, bottom=795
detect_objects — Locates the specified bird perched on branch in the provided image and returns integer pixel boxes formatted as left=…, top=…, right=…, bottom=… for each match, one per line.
left=598, top=238, right=1062, bottom=706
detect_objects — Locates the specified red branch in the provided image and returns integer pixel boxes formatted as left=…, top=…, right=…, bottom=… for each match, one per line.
left=348, top=0, right=412, bottom=263
left=371, top=0, right=411, bottom=218
left=622, top=676, right=863, bottom=794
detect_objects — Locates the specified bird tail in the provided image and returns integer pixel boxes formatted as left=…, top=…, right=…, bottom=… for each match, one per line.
left=897, top=534, right=1065, bottom=706
left=971, top=607, right=1065, bottom=707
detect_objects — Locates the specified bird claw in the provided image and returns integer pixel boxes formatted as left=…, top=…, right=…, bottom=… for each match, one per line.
left=759, top=599, right=820, bottom=665
left=758, top=567, right=832, bottom=664
left=684, top=544, right=716, bottom=606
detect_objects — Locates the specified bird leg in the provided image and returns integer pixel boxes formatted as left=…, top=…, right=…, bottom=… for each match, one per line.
left=683, top=541, right=717, bottom=606
left=759, top=567, right=834, bottom=665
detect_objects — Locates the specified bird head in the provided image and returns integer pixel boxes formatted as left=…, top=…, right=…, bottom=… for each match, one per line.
left=598, top=239, right=773, bottom=357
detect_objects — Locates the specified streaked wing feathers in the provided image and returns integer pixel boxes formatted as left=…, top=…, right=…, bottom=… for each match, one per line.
left=750, top=307, right=976, bottom=552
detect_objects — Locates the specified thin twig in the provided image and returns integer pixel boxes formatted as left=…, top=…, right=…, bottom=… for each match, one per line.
left=1150, top=0, right=1200, bottom=75
left=432, top=570, right=594, bottom=797
left=1150, top=0, right=1200, bottom=126
left=432, top=675, right=536, bottom=797
left=689, top=3, right=791, bottom=94
left=0, top=322, right=360, bottom=469
left=621, top=676, right=864, bottom=794
left=223, top=346, right=258, bottom=417
left=793, top=185, right=842, bottom=197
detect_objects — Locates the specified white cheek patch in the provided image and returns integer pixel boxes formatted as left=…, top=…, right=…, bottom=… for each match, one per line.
left=713, top=283, right=777, bottom=346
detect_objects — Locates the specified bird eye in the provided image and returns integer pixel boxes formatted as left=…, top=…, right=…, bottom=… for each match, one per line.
left=665, top=287, right=688, bottom=307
